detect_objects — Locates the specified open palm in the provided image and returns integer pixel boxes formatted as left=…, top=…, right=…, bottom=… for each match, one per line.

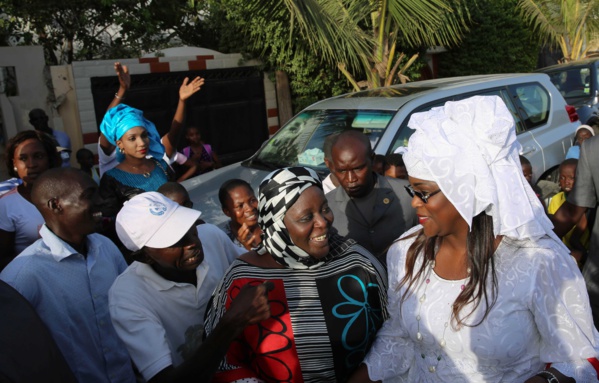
left=180, top=76, right=205, bottom=101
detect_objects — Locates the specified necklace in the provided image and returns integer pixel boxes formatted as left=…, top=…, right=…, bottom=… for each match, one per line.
left=415, top=260, right=471, bottom=373
left=127, top=158, right=169, bottom=179
left=128, top=161, right=151, bottom=178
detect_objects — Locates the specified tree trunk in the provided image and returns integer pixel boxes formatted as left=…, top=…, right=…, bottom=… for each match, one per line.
left=275, top=70, right=293, bottom=128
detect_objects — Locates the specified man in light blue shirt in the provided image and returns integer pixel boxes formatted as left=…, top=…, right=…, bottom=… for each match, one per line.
left=0, top=167, right=135, bottom=383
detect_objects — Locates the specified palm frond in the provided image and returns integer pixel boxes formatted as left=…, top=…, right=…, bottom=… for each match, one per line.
left=519, top=0, right=599, bottom=60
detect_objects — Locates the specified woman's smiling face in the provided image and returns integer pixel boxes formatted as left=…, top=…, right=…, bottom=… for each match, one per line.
left=223, top=185, right=259, bottom=228
left=283, top=186, right=334, bottom=259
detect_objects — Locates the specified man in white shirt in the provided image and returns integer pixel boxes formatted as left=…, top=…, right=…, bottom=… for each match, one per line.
left=109, top=191, right=272, bottom=383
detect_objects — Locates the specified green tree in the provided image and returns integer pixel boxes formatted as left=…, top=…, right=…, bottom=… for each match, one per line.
left=439, top=0, right=540, bottom=77
left=212, top=0, right=471, bottom=90
left=1, top=0, right=120, bottom=64
left=0, top=0, right=203, bottom=64
left=196, top=0, right=352, bottom=112
left=518, top=0, right=599, bottom=62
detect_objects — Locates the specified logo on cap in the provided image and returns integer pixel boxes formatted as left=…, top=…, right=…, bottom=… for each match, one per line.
left=149, top=202, right=167, bottom=216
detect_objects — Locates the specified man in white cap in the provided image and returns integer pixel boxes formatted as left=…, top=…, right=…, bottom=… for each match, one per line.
left=108, top=191, right=272, bottom=383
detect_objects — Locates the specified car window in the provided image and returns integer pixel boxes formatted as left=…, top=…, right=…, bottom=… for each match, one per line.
left=507, top=83, right=549, bottom=130
left=546, top=67, right=591, bottom=104
left=388, top=88, right=525, bottom=154
left=255, top=109, right=395, bottom=171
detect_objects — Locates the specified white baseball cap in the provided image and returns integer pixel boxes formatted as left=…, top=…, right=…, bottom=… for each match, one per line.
left=575, top=124, right=595, bottom=137
left=116, top=192, right=201, bottom=251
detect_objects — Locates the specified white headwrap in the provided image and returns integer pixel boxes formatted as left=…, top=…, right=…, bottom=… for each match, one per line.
left=403, top=95, right=564, bottom=246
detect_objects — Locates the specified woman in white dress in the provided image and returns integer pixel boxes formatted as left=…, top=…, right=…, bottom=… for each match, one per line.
left=349, top=95, right=599, bottom=383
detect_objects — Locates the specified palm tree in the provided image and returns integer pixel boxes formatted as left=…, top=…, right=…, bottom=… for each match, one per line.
left=232, top=0, right=470, bottom=90
left=518, top=0, right=599, bottom=62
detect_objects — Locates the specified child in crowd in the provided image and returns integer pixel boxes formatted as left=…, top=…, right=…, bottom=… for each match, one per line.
left=183, top=126, right=221, bottom=176
left=520, top=155, right=546, bottom=210
left=548, top=158, right=589, bottom=265
left=566, top=125, right=595, bottom=160
left=384, top=153, right=407, bottom=179
left=75, top=148, right=101, bottom=184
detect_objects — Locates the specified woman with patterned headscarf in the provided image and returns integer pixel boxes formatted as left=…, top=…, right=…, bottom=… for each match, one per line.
left=204, top=166, right=388, bottom=382
left=97, top=104, right=175, bottom=252
left=349, top=96, right=599, bottom=383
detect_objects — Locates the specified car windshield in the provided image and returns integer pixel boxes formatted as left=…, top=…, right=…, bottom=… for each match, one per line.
left=252, top=109, right=396, bottom=172
left=544, top=66, right=592, bottom=105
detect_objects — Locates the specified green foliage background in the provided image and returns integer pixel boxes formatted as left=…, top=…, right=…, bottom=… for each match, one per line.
left=199, top=0, right=430, bottom=114
left=438, top=0, right=540, bottom=76
left=197, top=0, right=354, bottom=114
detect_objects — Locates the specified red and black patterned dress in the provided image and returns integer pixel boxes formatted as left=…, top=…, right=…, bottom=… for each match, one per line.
left=204, top=237, right=388, bottom=383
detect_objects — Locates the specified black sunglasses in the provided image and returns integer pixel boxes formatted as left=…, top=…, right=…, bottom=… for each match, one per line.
left=404, top=184, right=442, bottom=204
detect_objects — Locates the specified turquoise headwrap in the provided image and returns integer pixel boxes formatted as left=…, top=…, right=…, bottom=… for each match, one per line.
left=100, top=104, right=164, bottom=163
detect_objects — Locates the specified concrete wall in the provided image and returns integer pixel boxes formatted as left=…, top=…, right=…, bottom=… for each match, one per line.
left=50, top=65, right=83, bottom=163
left=0, top=46, right=58, bottom=141
left=0, top=46, right=73, bottom=179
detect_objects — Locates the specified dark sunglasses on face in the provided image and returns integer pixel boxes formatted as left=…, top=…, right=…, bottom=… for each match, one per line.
left=404, top=184, right=442, bottom=204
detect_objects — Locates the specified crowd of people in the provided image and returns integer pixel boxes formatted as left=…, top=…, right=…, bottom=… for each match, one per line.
left=1, top=64, right=599, bottom=383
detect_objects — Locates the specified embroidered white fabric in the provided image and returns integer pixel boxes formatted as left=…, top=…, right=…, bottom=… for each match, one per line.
left=363, top=226, right=599, bottom=382
left=402, top=96, right=565, bottom=251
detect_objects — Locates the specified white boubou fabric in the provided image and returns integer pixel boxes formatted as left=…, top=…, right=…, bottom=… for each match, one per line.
left=363, top=226, right=599, bottom=382
left=403, top=95, right=565, bottom=248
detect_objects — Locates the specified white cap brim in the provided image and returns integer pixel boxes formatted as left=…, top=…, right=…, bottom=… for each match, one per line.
left=144, top=205, right=201, bottom=249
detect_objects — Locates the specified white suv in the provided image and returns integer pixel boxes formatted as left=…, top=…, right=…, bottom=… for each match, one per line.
left=185, top=73, right=580, bottom=224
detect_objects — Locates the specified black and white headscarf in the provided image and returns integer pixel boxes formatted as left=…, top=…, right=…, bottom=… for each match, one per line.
left=257, top=166, right=334, bottom=269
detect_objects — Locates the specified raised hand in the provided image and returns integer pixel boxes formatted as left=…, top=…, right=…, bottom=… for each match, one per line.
left=237, top=223, right=257, bottom=251
left=114, top=62, right=130, bottom=90
left=179, top=76, right=205, bottom=101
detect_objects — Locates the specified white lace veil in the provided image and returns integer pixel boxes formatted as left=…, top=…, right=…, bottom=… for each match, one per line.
left=403, top=95, right=565, bottom=247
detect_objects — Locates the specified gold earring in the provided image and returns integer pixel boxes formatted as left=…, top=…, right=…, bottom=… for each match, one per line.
left=13, top=166, right=17, bottom=173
